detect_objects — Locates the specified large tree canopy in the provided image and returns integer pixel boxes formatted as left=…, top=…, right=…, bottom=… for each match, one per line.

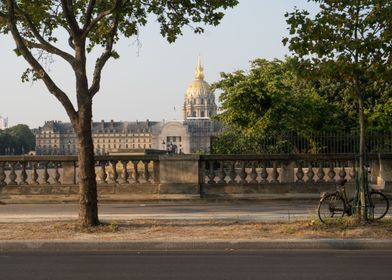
left=0, top=0, right=238, bottom=227
left=212, top=58, right=345, bottom=154
left=0, top=124, right=35, bottom=155
left=284, top=0, right=392, bottom=220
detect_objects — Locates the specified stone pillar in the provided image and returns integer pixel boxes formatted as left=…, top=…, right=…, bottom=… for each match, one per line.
left=378, top=158, right=392, bottom=192
left=279, top=160, right=295, bottom=183
left=371, top=156, right=392, bottom=192
left=62, top=161, right=76, bottom=185
left=159, top=155, right=200, bottom=194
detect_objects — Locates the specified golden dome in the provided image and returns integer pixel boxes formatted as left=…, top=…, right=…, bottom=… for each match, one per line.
left=185, top=57, right=211, bottom=97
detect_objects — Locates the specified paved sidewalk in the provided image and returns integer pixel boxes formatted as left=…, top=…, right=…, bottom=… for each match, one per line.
left=0, top=201, right=319, bottom=223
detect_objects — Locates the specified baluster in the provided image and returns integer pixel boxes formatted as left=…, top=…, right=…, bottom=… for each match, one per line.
left=53, top=162, right=61, bottom=184
left=143, top=160, right=150, bottom=182
left=121, top=161, right=129, bottom=184
left=9, top=162, right=17, bottom=185
left=0, top=162, right=7, bottom=186
left=317, top=160, right=325, bottom=182
left=153, top=160, right=160, bottom=183
left=207, top=160, right=215, bottom=184
left=327, top=160, right=336, bottom=182
left=31, top=162, right=39, bottom=185
left=348, top=160, right=355, bottom=180
left=260, top=161, right=269, bottom=183
left=99, top=161, right=108, bottom=184
left=296, top=161, right=304, bottom=183
left=271, top=161, right=279, bottom=183
left=339, top=162, right=347, bottom=182
left=227, top=161, right=236, bottom=184
left=110, top=160, right=118, bottom=183
left=249, top=161, right=258, bottom=184
left=306, top=161, right=315, bottom=183
left=238, top=161, right=247, bottom=184
left=20, top=161, right=28, bottom=185
left=132, top=161, right=140, bottom=183
left=217, top=161, right=226, bottom=184
left=41, top=162, right=50, bottom=184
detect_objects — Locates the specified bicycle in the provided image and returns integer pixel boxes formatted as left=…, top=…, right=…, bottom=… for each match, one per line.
left=318, top=179, right=389, bottom=224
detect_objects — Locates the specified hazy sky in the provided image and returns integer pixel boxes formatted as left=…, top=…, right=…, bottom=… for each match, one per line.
left=0, top=0, right=317, bottom=128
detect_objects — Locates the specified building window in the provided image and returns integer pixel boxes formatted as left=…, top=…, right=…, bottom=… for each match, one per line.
left=201, top=111, right=205, bottom=117
left=192, top=111, right=196, bottom=117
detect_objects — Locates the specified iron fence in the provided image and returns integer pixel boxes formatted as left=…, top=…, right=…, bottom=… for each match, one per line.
left=211, top=130, right=392, bottom=154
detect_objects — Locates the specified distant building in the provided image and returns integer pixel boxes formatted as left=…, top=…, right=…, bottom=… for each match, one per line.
left=35, top=120, right=157, bottom=155
left=0, top=116, right=8, bottom=130
left=35, top=58, right=221, bottom=155
left=153, top=58, right=221, bottom=154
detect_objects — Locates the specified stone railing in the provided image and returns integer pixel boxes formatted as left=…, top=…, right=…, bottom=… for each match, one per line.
left=0, top=154, right=391, bottom=198
left=0, top=155, right=160, bottom=186
left=199, top=154, right=358, bottom=185
left=198, top=154, right=392, bottom=197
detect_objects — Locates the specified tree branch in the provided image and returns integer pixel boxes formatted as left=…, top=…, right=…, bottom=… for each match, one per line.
left=6, top=0, right=78, bottom=123
left=13, top=4, right=75, bottom=66
left=60, top=0, right=81, bottom=40
left=81, top=1, right=119, bottom=39
left=89, top=8, right=120, bottom=97
left=82, top=0, right=96, bottom=32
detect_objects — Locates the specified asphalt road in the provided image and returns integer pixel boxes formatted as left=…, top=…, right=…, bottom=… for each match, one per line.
left=0, top=250, right=391, bottom=280
left=0, top=201, right=319, bottom=222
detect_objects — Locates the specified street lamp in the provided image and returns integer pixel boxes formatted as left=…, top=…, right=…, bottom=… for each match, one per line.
left=162, top=140, right=166, bottom=150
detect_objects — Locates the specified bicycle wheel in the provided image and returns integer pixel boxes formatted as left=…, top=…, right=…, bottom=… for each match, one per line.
left=367, top=191, right=389, bottom=220
left=318, top=193, right=346, bottom=224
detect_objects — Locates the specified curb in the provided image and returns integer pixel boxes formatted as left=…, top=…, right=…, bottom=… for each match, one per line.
left=1, top=239, right=392, bottom=252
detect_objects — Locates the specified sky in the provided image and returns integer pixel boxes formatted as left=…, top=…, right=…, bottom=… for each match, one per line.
left=0, top=0, right=318, bottom=129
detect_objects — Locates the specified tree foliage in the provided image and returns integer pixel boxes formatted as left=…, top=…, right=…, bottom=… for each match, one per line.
left=0, top=124, right=35, bottom=154
left=212, top=58, right=345, bottom=154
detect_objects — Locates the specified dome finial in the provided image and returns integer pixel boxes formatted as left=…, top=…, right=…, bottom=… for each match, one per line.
left=195, top=55, right=204, bottom=80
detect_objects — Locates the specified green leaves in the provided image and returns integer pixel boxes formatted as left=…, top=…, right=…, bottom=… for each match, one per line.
left=212, top=58, right=347, bottom=153
left=284, top=0, right=392, bottom=87
left=0, top=124, right=35, bottom=155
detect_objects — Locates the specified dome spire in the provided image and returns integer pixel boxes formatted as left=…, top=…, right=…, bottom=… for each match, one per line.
left=195, top=55, right=204, bottom=80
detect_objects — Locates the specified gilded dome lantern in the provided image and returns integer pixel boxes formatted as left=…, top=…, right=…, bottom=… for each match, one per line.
left=183, top=57, right=217, bottom=119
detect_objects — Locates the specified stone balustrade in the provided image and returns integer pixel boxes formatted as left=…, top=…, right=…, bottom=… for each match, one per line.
left=0, top=155, right=159, bottom=186
left=0, top=154, right=391, bottom=198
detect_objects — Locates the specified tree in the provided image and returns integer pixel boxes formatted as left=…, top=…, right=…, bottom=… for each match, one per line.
left=0, top=0, right=238, bottom=227
left=284, top=0, right=392, bottom=220
left=0, top=124, right=35, bottom=155
left=212, top=58, right=345, bottom=153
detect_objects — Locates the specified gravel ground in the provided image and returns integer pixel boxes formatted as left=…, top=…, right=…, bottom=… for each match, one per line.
left=2, top=218, right=392, bottom=241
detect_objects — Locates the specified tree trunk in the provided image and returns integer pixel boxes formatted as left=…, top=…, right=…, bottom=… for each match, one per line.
left=75, top=102, right=99, bottom=227
left=358, top=95, right=367, bottom=221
